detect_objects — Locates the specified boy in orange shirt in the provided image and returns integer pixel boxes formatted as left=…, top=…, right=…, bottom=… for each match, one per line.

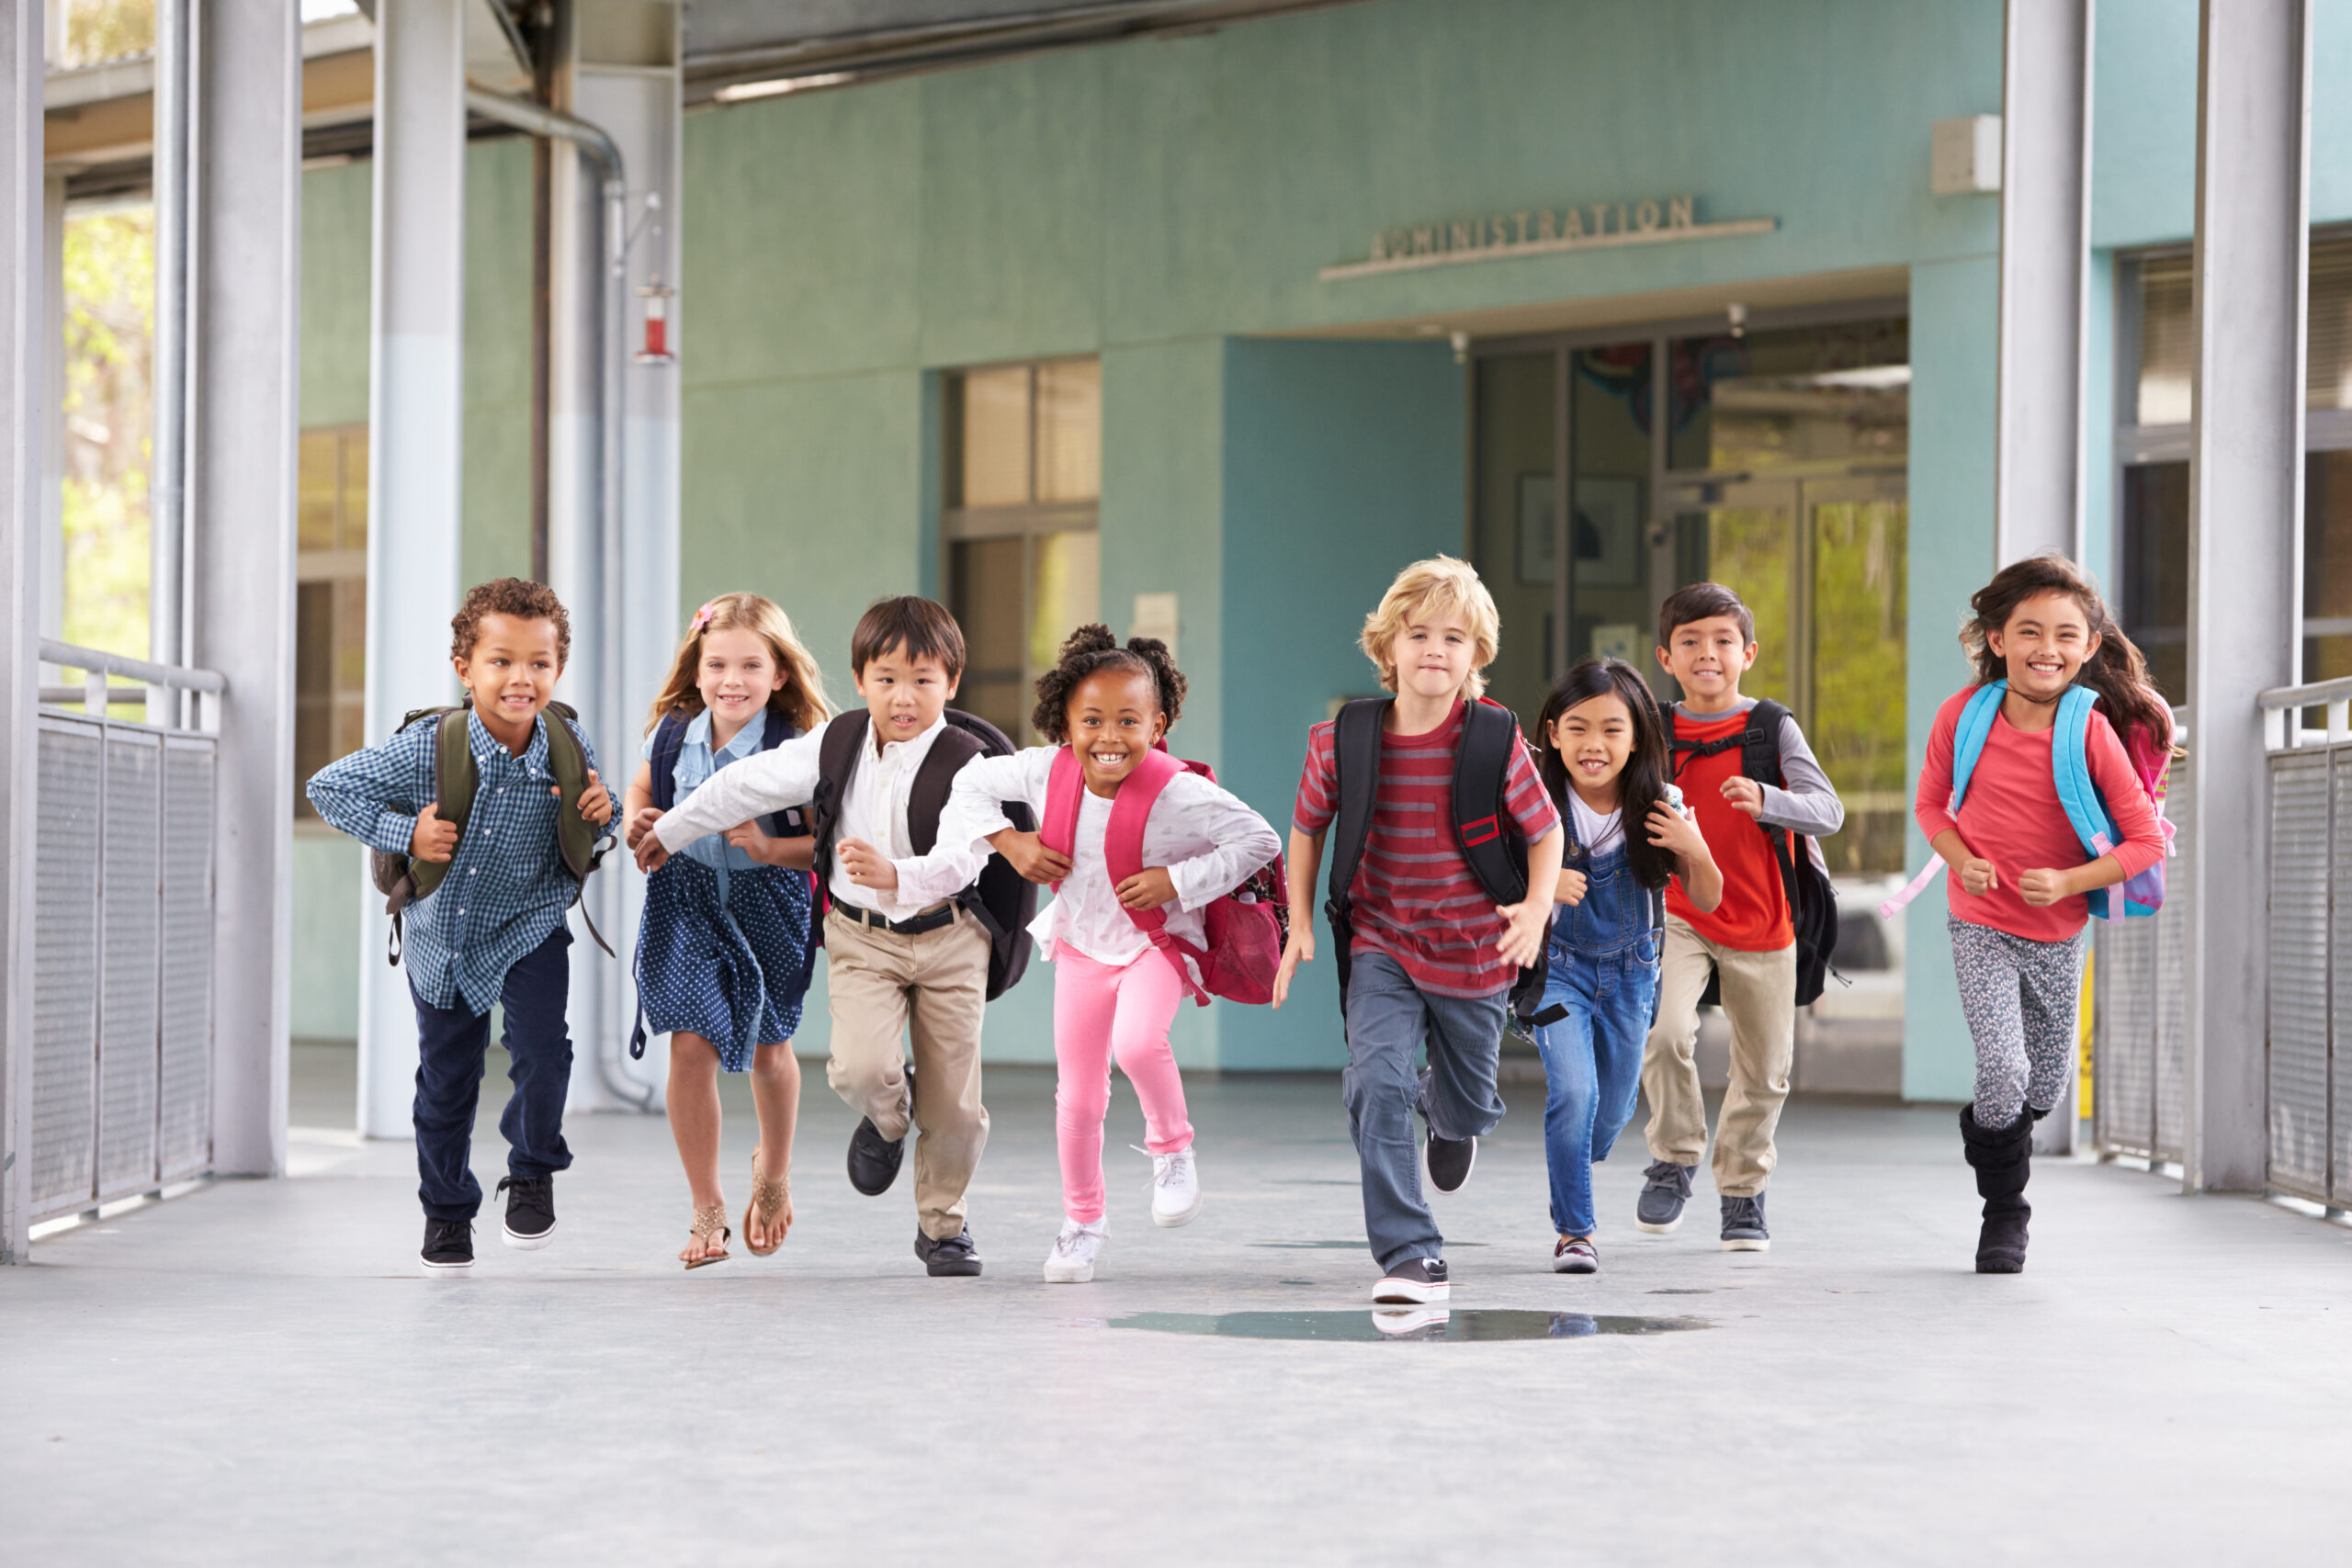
left=1639, top=583, right=1843, bottom=1251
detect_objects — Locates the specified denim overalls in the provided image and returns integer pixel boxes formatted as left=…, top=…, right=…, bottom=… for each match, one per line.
left=1533, top=830, right=1664, bottom=1239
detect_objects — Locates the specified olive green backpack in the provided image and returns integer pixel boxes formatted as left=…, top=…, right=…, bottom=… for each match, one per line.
left=368, top=700, right=614, bottom=964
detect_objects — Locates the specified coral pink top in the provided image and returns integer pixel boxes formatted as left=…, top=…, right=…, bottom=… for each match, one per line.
left=1914, top=688, right=2166, bottom=942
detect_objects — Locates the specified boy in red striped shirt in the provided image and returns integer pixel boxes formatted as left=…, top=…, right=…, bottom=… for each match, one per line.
left=1274, top=558, right=1564, bottom=1308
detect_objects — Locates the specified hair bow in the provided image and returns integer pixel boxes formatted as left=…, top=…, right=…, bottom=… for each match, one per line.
left=689, top=601, right=718, bottom=634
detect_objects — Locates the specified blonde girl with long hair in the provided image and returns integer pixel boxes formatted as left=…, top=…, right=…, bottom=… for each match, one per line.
left=621, top=593, right=831, bottom=1267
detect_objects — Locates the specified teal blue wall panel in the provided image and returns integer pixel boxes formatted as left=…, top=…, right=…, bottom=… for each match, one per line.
left=1217, top=336, right=1467, bottom=1069
left=1903, top=254, right=2000, bottom=1103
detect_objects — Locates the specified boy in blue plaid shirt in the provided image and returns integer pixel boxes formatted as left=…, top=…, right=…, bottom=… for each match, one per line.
left=308, top=579, right=615, bottom=1276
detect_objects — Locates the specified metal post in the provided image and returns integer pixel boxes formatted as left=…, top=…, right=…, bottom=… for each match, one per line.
left=151, top=0, right=193, bottom=721
left=1, top=0, right=47, bottom=1262
left=1995, top=0, right=2095, bottom=569
left=187, top=0, right=302, bottom=1179
left=2183, top=0, right=2311, bottom=1192
left=356, top=0, right=469, bottom=1142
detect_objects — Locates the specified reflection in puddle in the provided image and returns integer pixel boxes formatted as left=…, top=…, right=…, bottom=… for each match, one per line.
left=1250, top=1240, right=1488, bottom=1250
left=1109, top=1310, right=1708, bottom=1343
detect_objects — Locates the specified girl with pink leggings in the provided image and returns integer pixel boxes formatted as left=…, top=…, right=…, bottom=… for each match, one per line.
left=900, top=626, right=1279, bottom=1282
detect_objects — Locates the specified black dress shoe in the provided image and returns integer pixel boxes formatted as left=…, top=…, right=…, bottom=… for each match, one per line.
left=914, top=1226, right=982, bottom=1277
left=847, top=1065, right=912, bottom=1196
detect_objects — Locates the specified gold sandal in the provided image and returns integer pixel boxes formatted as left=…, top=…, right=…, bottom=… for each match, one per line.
left=684, top=1201, right=731, bottom=1269
left=744, top=1156, right=791, bottom=1257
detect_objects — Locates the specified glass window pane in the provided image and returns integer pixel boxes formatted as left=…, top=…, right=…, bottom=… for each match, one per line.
left=2310, top=238, right=2352, bottom=412
left=949, top=536, right=1027, bottom=739
left=1701, top=507, right=1792, bottom=706
left=1472, top=352, right=1555, bottom=731
left=1569, top=344, right=1656, bottom=688
left=340, top=427, right=368, bottom=550
left=1809, top=499, right=1908, bottom=876
left=1668, top=321, right=1907, bottom=473
left=1029, top=528, right=1101, bottom=678
left=2134, top=255, right=2194, bottom=425
left=2119, top=461, right=2191, bottom=705
left=298, top=429, right=340, bottom=551
left=1035, top=359, right=1102, bottom=503
left=2307, top=448, right=2352, bottom=683
left=958, top=367, right=1032, bottom=508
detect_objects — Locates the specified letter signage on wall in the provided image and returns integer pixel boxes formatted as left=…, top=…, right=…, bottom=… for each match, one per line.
left=1319, top=195, right=1775, bottom=280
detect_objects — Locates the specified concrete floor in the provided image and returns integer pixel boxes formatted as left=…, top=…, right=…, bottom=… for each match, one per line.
left=7, top=1061, right=2352, bottom=1566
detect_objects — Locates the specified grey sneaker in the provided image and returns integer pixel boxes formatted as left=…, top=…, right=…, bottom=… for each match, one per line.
left=1636, top=1161, right=1696, bottom=1234
left=1720, top=1193, right=1770, bottom=1252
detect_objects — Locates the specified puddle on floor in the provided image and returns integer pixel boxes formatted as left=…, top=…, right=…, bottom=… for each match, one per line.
left=1109, top=1310, right=1708, bottom=1343
left=1250, top=1240, right=1488, bottom=1250
left=1647, top=1288, right=1713, bottom=1295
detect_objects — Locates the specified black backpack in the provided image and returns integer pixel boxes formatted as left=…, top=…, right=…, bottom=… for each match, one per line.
left=1668, top=697, right=1840, bottom=1008
left=627, top=706, right=816, bottom=1060
left=809, top=708, right=1038, bottom=1001
left=1324, top=696, right=1550, bottom=1029
left=367, top=699, right=613, bottom=964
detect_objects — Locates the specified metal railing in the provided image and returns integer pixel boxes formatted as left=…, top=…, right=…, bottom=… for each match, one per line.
left=27, top=640, right=224, bottom=1224
left=2093, top=716, right=2191, bottom=1164
left=2259, top=675, right=2352, bottom=1205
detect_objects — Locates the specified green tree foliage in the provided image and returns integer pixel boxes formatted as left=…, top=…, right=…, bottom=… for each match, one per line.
left=61, top=207, right=153, bottom=661
left=57, top=0, right=154, bottom=68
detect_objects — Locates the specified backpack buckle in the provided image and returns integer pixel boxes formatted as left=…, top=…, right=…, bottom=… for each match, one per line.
left=1459, top=813, right=1500, bottom=847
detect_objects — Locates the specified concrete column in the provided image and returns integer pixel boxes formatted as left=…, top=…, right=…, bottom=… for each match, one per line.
left=1, top=0, right=48, bottom=1262
left=550, top=0, right=681, bottom=1111
left=357, top=0, right=469, bottom=1141
left=189, top=0, right=303, bottom=1177
left=1995, top=0, right=2094, bottom=567
left=40, top=174, right=62, bottom=660
left=2183, top=0, right=2311, bottom=1192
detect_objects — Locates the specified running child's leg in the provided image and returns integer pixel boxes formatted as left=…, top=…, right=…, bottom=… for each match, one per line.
left=2014, top=931, right=2087, bottom=1117
left=904, top=912, right=992, bottom=1242
left=822, top=911, right=917, bottom=1139
left=1340, top=952, right=1444, bottom=1271
left=666, top=1032, right=729, bottom=1260
left=1641, top=916, right=1713, bottom=1168
left=1535, top=995, right=1601, bottom=1237
left=1107, top=953, right=1193, bottom=1156
left=411, top=993, right=494, bottom=1222
left=1419, top=985, right=1509, bottom=1150
left=1051, top=946, right=1123, bottom=1224
left=1709, top=942, right=1796, bottom=1198
left=745, top=1043, right=800, bottom=1249
left=494, top=925, right=576, bottom=1185
left=1589, top=946, right=1656, bottom=1166
left=1950, top=916, right=2030, bottom=1128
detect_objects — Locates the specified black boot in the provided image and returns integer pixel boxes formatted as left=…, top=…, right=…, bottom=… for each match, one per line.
left=1958, top=1104, right=2033, bottom=1274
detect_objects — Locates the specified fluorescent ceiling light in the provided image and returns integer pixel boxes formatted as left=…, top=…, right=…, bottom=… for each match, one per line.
left=1806, top=366, right=1912, bottom=389
left=715, top=72, right=854, bottom=104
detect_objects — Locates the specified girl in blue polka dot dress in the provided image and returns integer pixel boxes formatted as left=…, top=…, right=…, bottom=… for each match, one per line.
left=622, top=593, right=832, bottom=1268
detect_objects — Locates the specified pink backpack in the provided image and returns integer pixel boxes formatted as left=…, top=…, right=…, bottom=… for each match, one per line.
left=1038, top=745, right=1288, bottom=1007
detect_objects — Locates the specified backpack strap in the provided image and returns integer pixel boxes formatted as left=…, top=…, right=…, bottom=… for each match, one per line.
left=756, top=708, right=808, bottom=840
left=1099, top=748, right=1211, bottom=1003
left=808, top=711, right=871, bottom=889
left=907, top=726, right=984, bottom=857
left=1039, top=746, right=1087, bottom=868
left=1741, top=699, right=1792, bottom=790
left=2048, top=685, right=2120, bottom=919
left=539, top=703, right=616, bottom=958
left=1323, top=699, right=1389, bottom=1001
left=648, top=711, right=689, bottom=811
left=1948, top=682, right=2007, bottom=816
left=408, top=707, right=478, bottom=908
left=1452, top=698, right=1530, bottom=907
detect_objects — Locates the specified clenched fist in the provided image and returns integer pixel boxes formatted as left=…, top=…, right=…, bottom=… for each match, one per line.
left=411, top=802, right=459, bottom=863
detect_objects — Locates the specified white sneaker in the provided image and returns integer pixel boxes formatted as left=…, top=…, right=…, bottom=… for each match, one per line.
left=1042, top=1220, right=1106, bottom=1283
left=1148, top=1145, right=1203, bottom=1228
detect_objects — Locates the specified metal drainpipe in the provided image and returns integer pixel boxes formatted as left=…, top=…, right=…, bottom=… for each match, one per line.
left=462, top=87, right=651, bottom=1111
left=150, top=0, right=192, bottom=712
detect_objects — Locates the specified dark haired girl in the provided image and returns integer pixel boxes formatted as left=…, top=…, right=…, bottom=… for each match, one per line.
left=889, top=625, right=1279, bottom=1284
left=1531, top=659, right=1722, bottom=1274
left=1915, top=555, right=2168, bottom=1273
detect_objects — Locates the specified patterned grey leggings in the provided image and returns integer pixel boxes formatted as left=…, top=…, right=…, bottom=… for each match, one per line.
left=1948, top=916, right=2086, bottom=1131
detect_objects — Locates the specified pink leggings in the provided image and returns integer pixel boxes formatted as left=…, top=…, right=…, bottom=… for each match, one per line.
left=1052, top=942, right=1194, bottom=1224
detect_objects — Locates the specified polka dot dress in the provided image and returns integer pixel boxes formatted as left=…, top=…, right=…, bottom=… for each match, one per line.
left=635, top=855, right=814, bottom=1072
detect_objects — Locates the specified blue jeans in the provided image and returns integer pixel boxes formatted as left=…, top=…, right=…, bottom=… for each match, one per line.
left=1341, top=948, right=1509, bottom=1271
left=409, top=925, right=575, bottom=1221
left=1534, top=849, right=1660, bottom=1238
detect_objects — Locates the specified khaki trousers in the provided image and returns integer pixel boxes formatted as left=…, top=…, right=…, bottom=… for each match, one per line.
left=823, top=905, right=991, bottom=1240
left=1641, top=915, right=1795, bottom=1197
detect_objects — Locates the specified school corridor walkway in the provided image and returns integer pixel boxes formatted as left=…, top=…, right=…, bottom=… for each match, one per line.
left=5, top=1065, right=2349, bottom=1566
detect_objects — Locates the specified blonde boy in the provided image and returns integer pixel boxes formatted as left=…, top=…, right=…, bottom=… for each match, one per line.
left=1274, top=557, right=1564, bottom=1307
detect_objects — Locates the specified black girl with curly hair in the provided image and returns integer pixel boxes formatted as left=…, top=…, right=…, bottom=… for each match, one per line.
left=1031, top=624, right=1187, bottom=746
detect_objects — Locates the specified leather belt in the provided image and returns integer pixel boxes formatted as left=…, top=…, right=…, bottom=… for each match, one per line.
left=834, top=900, right=957, bottom=937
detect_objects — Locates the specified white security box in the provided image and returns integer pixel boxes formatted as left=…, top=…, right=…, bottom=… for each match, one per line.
left=1931, top=114, right=2003, bottom=195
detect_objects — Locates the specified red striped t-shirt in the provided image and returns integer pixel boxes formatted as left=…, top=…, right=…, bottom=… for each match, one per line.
left=1293, top=701, right=1561, bottom=998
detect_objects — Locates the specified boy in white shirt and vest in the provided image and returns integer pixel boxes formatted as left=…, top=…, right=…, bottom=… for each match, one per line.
left=634, top=597, right=1008, bottom=1277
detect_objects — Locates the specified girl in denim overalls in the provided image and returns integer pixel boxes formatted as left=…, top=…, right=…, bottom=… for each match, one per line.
left=1531, top=659, right=1723, bottom=1275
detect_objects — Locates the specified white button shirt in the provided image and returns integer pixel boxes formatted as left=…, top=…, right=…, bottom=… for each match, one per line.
left=896, top=746, right=1281, bottom=967
left=650, top=712, right=959, bottom=920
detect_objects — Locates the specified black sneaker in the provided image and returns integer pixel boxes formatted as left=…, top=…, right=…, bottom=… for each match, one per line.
left=1635, top=1160, right=1696, bottom=1234
left=1373, top=1256, right=1450, bottom=1304
left=420, top=1217, right=474, bottom=1277
left=1424, top=1133, right=1476, bottom=1194
left=914, top=1226, right=983, bottom=1278
left=1720, top=1193, right=1770, bottom=1252
left=848, top=1067, right=912, bottom=1197
left=496, top=1174, right=556, bottom=1251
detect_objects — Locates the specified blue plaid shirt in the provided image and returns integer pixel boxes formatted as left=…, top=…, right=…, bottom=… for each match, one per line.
left=307, top=708, right=601, bottom=1014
